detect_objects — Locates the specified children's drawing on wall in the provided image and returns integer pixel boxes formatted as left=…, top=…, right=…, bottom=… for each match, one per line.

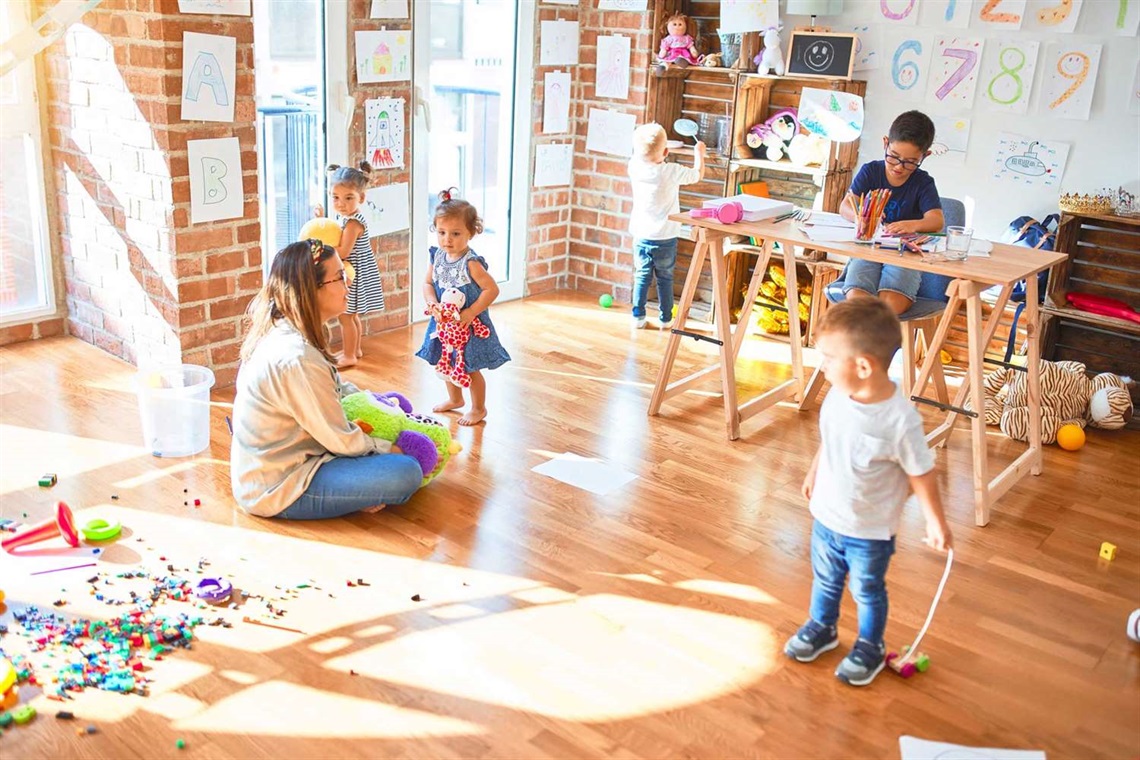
left=534, top=144, right=574, bottom=188
left=926, top=36, right=984, bottom=107
left=177, top=0, right=250, bottom=15
left=1038, top=43, right=1101, bottom=120
left=365, top=98, right=405, bottom=170
left=720, top=0, right=779, bottom=33
left=975, top=0, right=1027, bottom=29
left=180, top=32, right=236, bottom=122
left=881, top=32, right=932, bottom=101
left=978, top=40, right=1039, bottom=113
left=927, top=116, right=971, bottom=166
left=991, top=133, right=1069, bottom=190
left=540, top=20, right=580, bottom=66
left=1083, top=0, right=1140, bottom=35
left=940, top=0, right=975, bottom=28
left=877, top=0, right=919, bottom=26
left=355, top=30, right=411, bottom=84
left=187, top=137, right=243, bottom=224
left=596, top=35, right=631, bottom=100
left=850, top=25, right=882, bottom=71
left=1025, top=0, right=1083, bottom=32
left=363, top=182, right=410, bottom=237
left=1129, top=59, right=1140, bottom=116
left=798, top=88, right=864, bottom=143
left=543, top=71, right=571, bottom=134
left=599, top=0, right=648, bottom=10
left=585, top=108, right=636, bottom=157
left=369, top=0, right=408, bottom=19
left=1116, top=0, right=1140, bottom=35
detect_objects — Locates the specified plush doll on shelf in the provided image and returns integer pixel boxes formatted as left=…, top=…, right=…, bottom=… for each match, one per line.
left=657, top=12, right=700, bottom=67
left=746, top=110, right=798, bottom=162
left=753, top=26, right=785, bottom=76
left=341, top=391, right=461, bottom=486
left=787, top=131, right=829, bottom=166
left=699, top=52, right=723, bottom=68
left=428, top=287, right=491, bottom=389
left=974, top=359, right=1133, bottom=444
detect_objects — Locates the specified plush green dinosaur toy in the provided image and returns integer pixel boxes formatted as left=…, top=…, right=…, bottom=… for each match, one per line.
left=340, top=391, right=460, bottom=486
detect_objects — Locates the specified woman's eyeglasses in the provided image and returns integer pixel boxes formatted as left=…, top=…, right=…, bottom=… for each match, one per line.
left=318, top=268, right=353, bottom=288
left=884, top=151, right=924, bottom=171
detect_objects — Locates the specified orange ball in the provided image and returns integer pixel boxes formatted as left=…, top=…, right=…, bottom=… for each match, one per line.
left=1056, top=423, right=1086, bottom=451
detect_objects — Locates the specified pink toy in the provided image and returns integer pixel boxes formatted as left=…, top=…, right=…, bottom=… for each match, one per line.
left=887, top=547, right=953, bottom=679
left=690, top=201, right=744, bottom=224
left=427, top=287, right=490, bottom=388
left=2, top=501, right=80, bottom=552
left=657, top=13, right=699, bottom=67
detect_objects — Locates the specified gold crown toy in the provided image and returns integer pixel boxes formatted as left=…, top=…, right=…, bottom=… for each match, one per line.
left=1058, top=192, right=1113, bottom=215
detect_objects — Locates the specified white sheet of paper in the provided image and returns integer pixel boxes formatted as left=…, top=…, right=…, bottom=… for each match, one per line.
left=543, top=71, right=571, bottom=134
left=928, top=116, right=971, bottom=166
left=540, top=20, right=579, bottom=66
left=532, top=453, right=637, bottom=496
left=534, top=144, right=574, bottom=188
left=798, top=87, right=864, bottom=143
left=802, top=225, right=856, bottom=243
left=599, top=0, right=648, bottom=9
left=899, top=736, right=1045, bottom=760
left=585, top=108, right=636, bottom=157
left=926, top=36, right=985, bottom=108
left=991, top=132, right=1069, bottom=189
left=720, top=0, right=779, bottom=34
left=1129, top=59, right=1140, bottom=116
left=187, top=137, right=244, bottom=224
left=596, top=35, right=631, bottom=100
left=369, top=0, right=408, bottom=19
left=180, top=32, right=236, bottom=122
left=799, top=210, right=853, bottom=228
left=977, top=40, right=1039, bottom=114
left=1038, top=43, right=1102, bottom=121
left=879, top=32, right=932, bottom=101
left=355, top=30, right=411, bottom=83
left=942, top=0, right=974, bottom=28
left=363, top=182, right=410, bottom=237
left=177, top=0, right=250, bottom=14
left=549, top=0, right=579, bottom=4
left=1024, top=0, right=1083, bottom=32
left=365, top=97, right=405, bottom=170
left=850, top=24, right=883, bottom=71
left=877, top=0, right=919, bottom=25
left=972, top=0, right=1027, bottom=28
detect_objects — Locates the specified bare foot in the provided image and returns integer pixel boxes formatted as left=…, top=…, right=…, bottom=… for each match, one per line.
left=356, top=349, right=363, bottom=358
left=432, top=399, right=465, bottom=413
left=458, top=408, right=487, bottom=426
left=335, top=356, right=358, bottom=369
left=360, top=504, right=387, bottom=514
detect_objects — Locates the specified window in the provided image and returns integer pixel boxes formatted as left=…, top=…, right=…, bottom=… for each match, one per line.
left=0, top=1, right=56, bottom=323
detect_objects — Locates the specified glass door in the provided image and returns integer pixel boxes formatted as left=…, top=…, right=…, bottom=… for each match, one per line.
left=412, top=0, right=534, bottom=317
left=253, top=0, right=328, bottom=267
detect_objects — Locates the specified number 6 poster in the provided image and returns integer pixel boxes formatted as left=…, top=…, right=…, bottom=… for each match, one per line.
left=978, top=40, right=1038, bottom=114
left=1038, top=43, right=1102, bottom=121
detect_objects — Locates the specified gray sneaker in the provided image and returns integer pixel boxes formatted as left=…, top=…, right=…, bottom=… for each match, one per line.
left=784, top=619, right=839, bottom=662
left=835, top=638, right=886, bottom=686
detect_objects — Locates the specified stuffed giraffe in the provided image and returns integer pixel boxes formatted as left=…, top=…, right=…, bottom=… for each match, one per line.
left=427, top=287, right=490, bottom=388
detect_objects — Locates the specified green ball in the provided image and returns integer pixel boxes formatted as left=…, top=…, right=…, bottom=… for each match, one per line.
left=176, top=739, right=186, bottom=749
left=599, top=293, right=614, bottom=308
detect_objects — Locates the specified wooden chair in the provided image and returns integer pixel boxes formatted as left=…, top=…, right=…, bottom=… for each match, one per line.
left=800, top=198, right=966, bottom=410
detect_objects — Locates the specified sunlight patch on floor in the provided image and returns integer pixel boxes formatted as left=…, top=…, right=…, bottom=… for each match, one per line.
left=672, top=578, right=779, bottom=604
left=0, top=424, right=149, bottom=496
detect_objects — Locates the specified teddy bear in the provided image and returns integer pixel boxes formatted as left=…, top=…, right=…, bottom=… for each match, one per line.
left=341, top=391, right=462, bottom=485
left=428, top=287, right=491, bottom=388
left=787, top=132, right=829, bottom=167
left=976, top=359, right=1133, bottom=444
left=746, top=110, right=798, bottom=162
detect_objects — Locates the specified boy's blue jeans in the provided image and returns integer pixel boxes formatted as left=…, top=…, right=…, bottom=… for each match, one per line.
left=632, top=237, right=677, bottom=321
left=809, top=519, right=896, bottom=646
left=277, top=453, right=423, bottom=520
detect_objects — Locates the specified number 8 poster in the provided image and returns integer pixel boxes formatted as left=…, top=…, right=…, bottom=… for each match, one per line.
left=978, top=40, right=1039, bottom=114
left=1038, top=43, right=1102, bottom=121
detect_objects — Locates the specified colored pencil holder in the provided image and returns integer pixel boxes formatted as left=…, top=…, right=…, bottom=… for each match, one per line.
left=854, top=213, right=878, bottom=242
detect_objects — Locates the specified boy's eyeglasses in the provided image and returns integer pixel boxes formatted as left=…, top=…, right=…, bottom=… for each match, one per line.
left=318, top=268, right=353, bottom=288
left=884, top=151, right=924, bottom=172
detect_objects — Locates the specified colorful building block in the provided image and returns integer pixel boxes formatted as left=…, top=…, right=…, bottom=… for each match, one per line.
left=1100, top=542, right=1118, bottom=561
left=38, top=473, right=57, bottom=488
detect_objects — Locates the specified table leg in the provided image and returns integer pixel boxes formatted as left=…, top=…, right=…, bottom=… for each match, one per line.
left=782, top=245, right=804, bottom=401
left=648, top=230, right=710, bottom=417
left=1025, top=272, right=1043, bottom=476
left=964, top=283, right=991, bottom=526
left=709, top=236, right=740, bottom=439
left=732, top=240, right=772, bottom=362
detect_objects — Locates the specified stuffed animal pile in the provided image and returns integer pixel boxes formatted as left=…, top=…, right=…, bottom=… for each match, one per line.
left=341, top=391, right=461, bottom=486
left=428, top=287, right=491, bottom=388
left=745, top=109, right=829, bottom=166
left=976, top=359, right=1133, bottom=444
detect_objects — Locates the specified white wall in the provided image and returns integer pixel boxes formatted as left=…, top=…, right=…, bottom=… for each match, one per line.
left=785, top=0, right=1140, bottom=240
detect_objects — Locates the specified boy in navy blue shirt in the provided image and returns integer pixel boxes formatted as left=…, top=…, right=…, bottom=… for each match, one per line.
left=839, top=111, right=944, bottom=315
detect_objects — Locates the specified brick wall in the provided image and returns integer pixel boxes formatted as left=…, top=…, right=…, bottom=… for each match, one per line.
left=39, top=0, right=259, bottom=386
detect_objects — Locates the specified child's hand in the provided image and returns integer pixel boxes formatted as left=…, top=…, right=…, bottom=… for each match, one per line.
left=883, top=220, right=919, bottom=236
left=313, top=204, right=325, bottom=218
left=695, top=141, right=707, bottom=156
left=801, top=471, right=815, bottom=501
left=458, top=308, right=477, bottom=327
left=924, top=519, right=953, bottom=552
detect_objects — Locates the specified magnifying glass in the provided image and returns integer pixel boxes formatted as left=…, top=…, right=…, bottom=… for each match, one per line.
left=673, top=118, right=699, bottom=145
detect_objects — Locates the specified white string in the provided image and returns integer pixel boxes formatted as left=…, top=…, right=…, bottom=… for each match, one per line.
left=897, top=547, right=954, bottom=667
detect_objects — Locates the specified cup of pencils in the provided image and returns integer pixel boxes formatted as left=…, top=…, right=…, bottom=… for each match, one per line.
left=854, top=189, right=891, bottom=242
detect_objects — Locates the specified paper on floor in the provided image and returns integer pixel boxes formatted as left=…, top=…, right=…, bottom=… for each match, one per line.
left=532, top=453, right=637, bottom=495
left=899, top=735, right=1047, bottom=760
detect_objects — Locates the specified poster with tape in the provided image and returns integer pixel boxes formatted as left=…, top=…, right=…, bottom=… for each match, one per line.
left=925, top=36, right=984, bottom=108
left=1038, top=43, right=1101, bottom=121
left=877, top=0, right=919, bottom=25
left=879, top=31, right=932, bottom=101
left=974, top=0, right=1027, bottom=29
left=991, top=133, right=1069, bottom=189
left=1024, top=0, right=1083, bottom=32
left=181, top=32, right=236, bottom=122
left=977, top=39, right=1038, bottom=114
left=365, top=98, right=404, bottom=169
left=188, top=137, right=243, bottom=224
left=850, top=24, right=883, bottom=71
left=928, top=115, right=971, bottom=166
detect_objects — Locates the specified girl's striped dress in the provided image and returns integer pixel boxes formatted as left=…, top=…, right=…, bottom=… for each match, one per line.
left=342, top=211, right=385, bottom=314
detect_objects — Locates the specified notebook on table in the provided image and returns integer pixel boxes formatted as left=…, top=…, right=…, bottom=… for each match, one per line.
left=702, top=194, right=794, bottom=222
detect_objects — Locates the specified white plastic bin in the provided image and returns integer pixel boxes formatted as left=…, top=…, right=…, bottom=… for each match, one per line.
left=134, top=364, right=216, bottom=457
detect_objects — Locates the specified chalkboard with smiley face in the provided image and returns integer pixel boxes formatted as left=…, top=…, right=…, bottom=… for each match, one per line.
left=785, top=31, right=857, bottom=80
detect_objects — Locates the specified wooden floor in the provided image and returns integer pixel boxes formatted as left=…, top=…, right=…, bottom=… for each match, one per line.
left=2, top=291, right=1138, bottom=759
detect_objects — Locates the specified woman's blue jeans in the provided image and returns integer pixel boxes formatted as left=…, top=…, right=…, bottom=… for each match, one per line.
left=809, top=519, right=896, bottom=646
left=277, top=453, right=423, bottom=520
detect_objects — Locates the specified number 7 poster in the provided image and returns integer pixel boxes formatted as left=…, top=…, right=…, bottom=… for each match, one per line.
left=978, top=40, right=1039, bottom=114
left=1037, top=43, right=1102, bottom=121
left=925, top=36, right=984, bottom=108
